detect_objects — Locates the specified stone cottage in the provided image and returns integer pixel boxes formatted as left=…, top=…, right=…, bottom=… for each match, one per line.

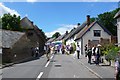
left=20, top=17, right=46, bottom=54
left=1, top=17, right=46, bottom=63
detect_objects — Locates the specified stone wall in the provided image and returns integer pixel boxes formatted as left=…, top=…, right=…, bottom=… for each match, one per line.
left=2, top=30, right=45, bottom=64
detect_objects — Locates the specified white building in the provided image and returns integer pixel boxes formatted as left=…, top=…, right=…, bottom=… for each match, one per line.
left=114, top=10, right=120, bottom=46
left=74, top=20, right=112, bottom=55
left=63, top=22, right=87, bottom=46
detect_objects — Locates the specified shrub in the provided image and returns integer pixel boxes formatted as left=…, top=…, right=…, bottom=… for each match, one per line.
left=101, top=44, right=120, bottom=61
left=72, top=42, right=76, bottom=52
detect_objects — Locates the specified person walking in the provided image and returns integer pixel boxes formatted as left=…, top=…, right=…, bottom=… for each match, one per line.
left=92, top=45, right=96, bottom=63
left=115, top=51, right=120, bottom=80
left=61, top=45, right=65, bottom=54
left=69, top=44, right=73, bottom=54
left=46, top=45, right=51, bottom=61
left=35, top=47, right=39, bottom=57
left=55, top=45, right=58, bottom=54
left=87, top=46, right=92, bottom=64
left=76, top=45, right=80, bottom=59
left=95, top=44, right=101, bottom=65
left=85, top=44, right=88, bottom=57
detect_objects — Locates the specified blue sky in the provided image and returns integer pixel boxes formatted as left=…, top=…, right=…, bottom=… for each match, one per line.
left=0, top=2, right=119, bottom=37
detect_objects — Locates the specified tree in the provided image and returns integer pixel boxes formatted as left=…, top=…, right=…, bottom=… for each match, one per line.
left=52, top=32, right=61, bottom=38
left=89, top=8, right=120, bottom=36
left=2, top=13, right=22, bottom=31
left=90, top=17, right=98, bottom=23
left=97, top=8, right=120, bottom=36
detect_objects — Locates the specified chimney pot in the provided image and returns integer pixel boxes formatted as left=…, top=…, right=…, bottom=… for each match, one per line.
left=77, top=23, right=80, bottom=26
left=66, top=31, right=68, bottom=34
left=87, top=15, right=90, bottom=26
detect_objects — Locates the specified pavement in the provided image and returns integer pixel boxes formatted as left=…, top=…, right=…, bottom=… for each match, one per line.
left=71, top=54, right=115, bottom=79
left=0, top=52, right=115, bottom=80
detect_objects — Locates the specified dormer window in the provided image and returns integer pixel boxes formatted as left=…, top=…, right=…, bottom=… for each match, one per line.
left=94, top=30, right=101, bottom=37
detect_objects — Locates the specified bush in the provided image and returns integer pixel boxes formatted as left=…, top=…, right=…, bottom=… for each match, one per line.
left=101, top=44, right=120, bottom=61
left=72, top=42, right=76, bottom=52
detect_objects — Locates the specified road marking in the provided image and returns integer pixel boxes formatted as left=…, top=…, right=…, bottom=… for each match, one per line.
left=45, top=60, right=50, bottom=67
left=36, top=72, right=43, bottom=80
left=45, top=54, right=54, bottom=67
left=50, top=55, right=54, bottom=59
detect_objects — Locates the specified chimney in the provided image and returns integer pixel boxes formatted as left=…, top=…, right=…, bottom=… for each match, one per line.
left=87, top=15, right=90, bottom=26
left=77, top=23, right=80, bottom=27
left=66, top=31, right=68, bottom=35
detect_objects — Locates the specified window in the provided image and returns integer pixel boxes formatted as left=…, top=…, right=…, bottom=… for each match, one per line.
left=94, top=30, right=101, bottom=37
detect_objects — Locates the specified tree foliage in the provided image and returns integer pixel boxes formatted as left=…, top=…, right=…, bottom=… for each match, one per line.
left=52, top=32, right=61, bottom=38
left=96, top=8, right=120, bottom=36
left=90, top=17, right=98, bottom=23
left=100, top=44, right=120, bottom=61
left=2, top=13, right=22, bottom=31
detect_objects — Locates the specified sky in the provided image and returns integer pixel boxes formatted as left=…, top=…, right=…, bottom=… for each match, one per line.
left=0, top=0, right=119, bottom=37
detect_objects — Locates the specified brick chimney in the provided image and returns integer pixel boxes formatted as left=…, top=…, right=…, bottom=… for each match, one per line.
left=77, top=23, right=80, bottom=27
left=87, top=15, right=90, bottom=26
left=66, top=31, right=68, bottom=35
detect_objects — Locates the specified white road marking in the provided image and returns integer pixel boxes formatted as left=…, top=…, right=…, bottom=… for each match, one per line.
left=45, top=54, right=54, bottom=67
left=45, top=60, right=50, bottom=67
left=36, top=72, right=43, bottom=80
left=50, top=55, right=54, bottom=59
left=74, top=75, right=76, bottom=78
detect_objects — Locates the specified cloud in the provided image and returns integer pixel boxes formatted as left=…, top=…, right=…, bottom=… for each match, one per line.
left=0, top=3, right=20, bottom=17
left=45, top=24, right=78, bottom=37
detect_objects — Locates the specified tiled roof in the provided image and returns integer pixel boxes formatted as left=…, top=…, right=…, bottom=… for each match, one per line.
left=34, top=25, right=46, bottom=42
left=64, top=28, right=76, bottom=41
left=20, top=17, right=34, bottom=29
left=55, top=32, right=68, bottom=41
left=55, top=35, right=65, bottom=41
left=63, top=22, right=87, bottom=41
left=1, top=29, right=25, bottom=48
left=75, top=21, right=112, bottom=41
left=69, top=21, right=87, bottom=39
left=21, top=17, right=46, bottom=42
left=47, top=37, right=56, bottom=43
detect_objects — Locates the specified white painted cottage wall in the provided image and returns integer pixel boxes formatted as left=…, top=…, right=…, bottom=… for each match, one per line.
left=66, top=38, right=75, bottom=45
left=117, top=18, right=120, bottom=46
left=76, top=23, right=111, bottom=55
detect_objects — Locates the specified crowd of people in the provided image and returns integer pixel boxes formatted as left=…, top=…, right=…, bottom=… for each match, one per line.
left=44, top=43, right=102, bottom=65
left=34, top=43, right=120, bottom=80
left=85, top=44, right=102, bottom=65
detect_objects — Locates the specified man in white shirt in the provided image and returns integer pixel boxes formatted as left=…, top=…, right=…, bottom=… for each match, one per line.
left=92, top=45, right=96, bottom=62
left=76, top=45, right=81, bottom=59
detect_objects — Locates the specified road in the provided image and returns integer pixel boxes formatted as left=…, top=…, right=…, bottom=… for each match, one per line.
left=1, top=53, right=115, bottom=80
